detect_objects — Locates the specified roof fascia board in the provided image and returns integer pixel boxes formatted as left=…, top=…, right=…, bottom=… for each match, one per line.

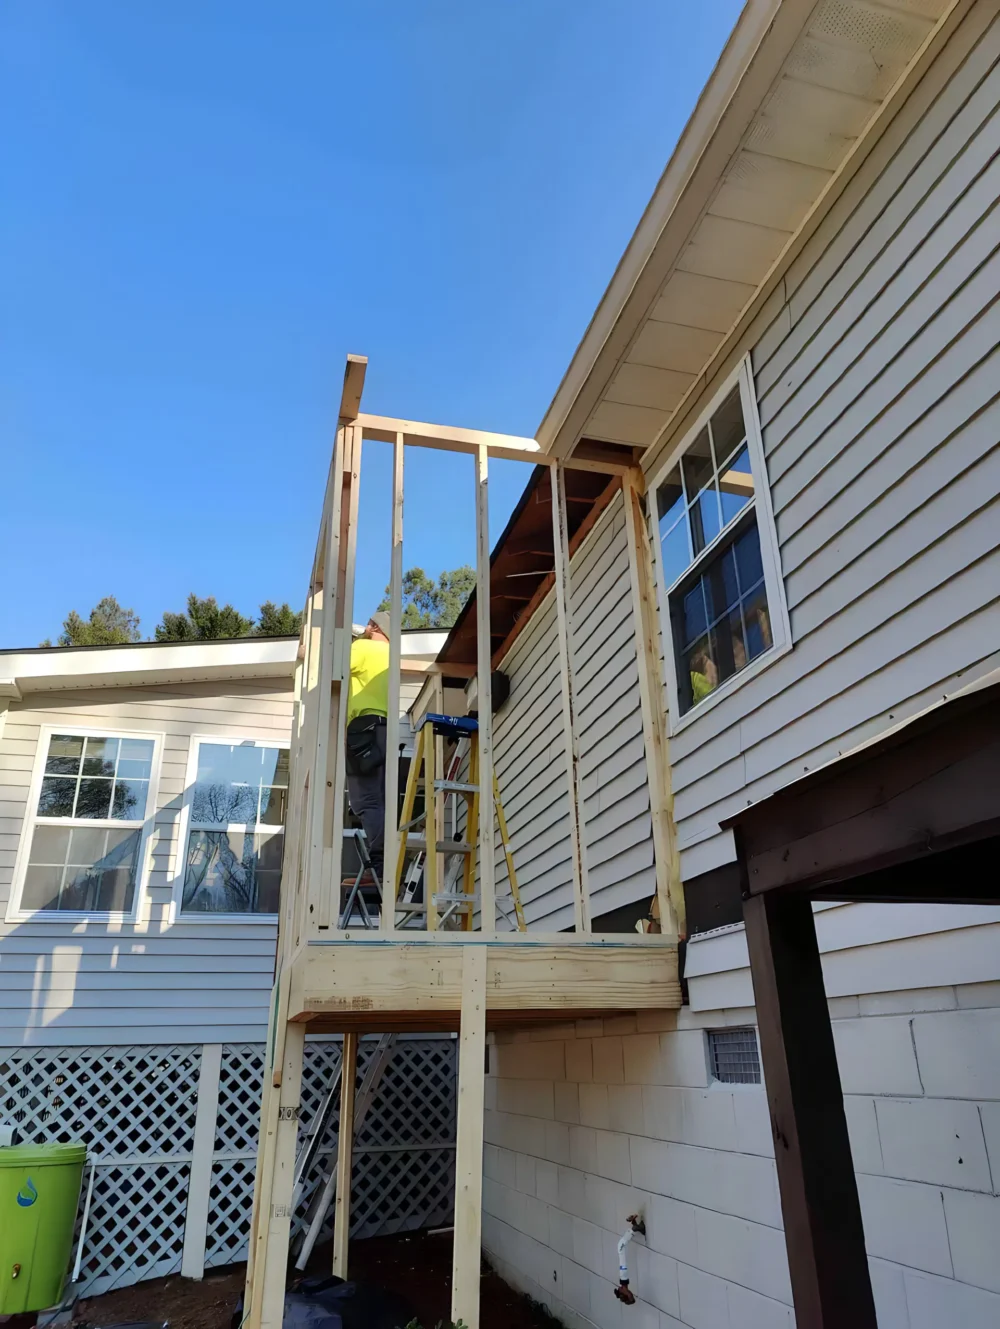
left=5, top=638, right=299, bottom=695
left=639, top=0, right=972, bottom=478
left=537, top=0, right=814, bottom=459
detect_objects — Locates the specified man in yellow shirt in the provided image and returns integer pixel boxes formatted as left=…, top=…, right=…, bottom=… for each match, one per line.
left=345, top=612, right=390, bottom=882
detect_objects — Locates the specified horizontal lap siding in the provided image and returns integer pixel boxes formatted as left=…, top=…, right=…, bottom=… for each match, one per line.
left=0, top=679, right=292, bottom=1046
left=671, top=9, right=1000, bottom=879
left=493, top=495, right=654, bottom=930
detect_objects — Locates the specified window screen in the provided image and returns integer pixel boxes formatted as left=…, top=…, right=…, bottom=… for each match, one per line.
left=708, top=1027, right=761, bottom=1084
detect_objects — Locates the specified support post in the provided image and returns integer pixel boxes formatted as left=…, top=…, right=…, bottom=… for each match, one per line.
left=451, top=946, right=488, bottom=1328
left=246, top=1021, right=306, bottom=1329
left=332, top=1032, right=358, bottom=1278
left=475, top=444, right=496, bottom=933
left=322, top=426, right=362, bottom=927
left=382, top=432, right=404, bottom=931
left=743, top=889, right=877, bottom=1329
left=622, top=472, right=684, bottom=938
left=181, top=1043, right=223, bottom=1279
left=550, top=462, right=591, bottom=932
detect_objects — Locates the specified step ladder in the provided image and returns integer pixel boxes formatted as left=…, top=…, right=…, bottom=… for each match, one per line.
left=293, top=1032, right=398, bottom=1269
left=392, top=713, right=526, bottom=931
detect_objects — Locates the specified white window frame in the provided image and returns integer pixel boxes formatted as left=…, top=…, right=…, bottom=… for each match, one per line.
left=168, top=732, right=289, bottom=926
left=7, top=724, right=165, bottom=924
left=648, top=354, right=791, bottom=736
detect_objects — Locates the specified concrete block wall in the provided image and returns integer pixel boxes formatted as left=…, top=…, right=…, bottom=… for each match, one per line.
left=481, top=984, right=1000, bottom=1329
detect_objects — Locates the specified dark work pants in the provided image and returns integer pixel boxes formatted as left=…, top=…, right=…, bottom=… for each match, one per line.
left=345, top=717, right=388, bottom=878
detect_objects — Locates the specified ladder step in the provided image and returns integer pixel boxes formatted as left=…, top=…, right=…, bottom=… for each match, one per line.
left=432, top=894, right=474, bottom=908
left=434, top=780, right=479, bottom=794
left=407, top=837, right=474, bottom=854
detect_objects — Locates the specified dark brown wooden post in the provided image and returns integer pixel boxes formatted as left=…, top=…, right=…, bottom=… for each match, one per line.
left=743, top=890, right=877, bottom=1329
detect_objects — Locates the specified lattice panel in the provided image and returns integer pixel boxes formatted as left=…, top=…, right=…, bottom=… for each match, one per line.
left=74, top=1163, right=189, bottom=1296
left=206, top=1156, right=258, bottom=1269
left=0, top=1045, right=201, bottom=1157
left=204, top=1036, right=457, bottom=1268
left=215, top=1042, right=265, bottom=1154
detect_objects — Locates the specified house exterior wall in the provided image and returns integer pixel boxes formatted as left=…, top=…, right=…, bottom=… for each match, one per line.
left=483, top=965, right=1000, bottom=1329
left=0, top=678, right=293, bottom=1046
left=492, top=493, right=655, bottom=930
left=666, top=3, right=1000, bottom=882
left=483, top=9, right=1000, bottom=1327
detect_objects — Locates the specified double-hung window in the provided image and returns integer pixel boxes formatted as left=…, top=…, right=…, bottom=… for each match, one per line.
left=652, top=357, right=788, bottom=724
left=15, top=730, right=157, bottom=916
left=180, top=739, right=289, bottom=916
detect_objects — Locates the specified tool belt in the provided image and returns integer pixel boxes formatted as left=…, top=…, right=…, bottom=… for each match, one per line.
left=345, top=714, right=386, bottom=777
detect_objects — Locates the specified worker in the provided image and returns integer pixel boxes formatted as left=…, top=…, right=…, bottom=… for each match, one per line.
left=346, top=611, right=390, bottom=882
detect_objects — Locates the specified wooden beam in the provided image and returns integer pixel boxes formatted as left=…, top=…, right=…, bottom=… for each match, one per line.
left=291, top=939, right=682, bottom=1020
left=476, top=445, right=496, bottom=934
left=339, top=354, right=367, bottom=423
left=382, top=434, right=404, bottom=932
left=451, top=947, right=488, bottom=1329
left=358, top=412, right=543, bottom=465
left=622, top=472, right=684, bottom=939
left=331, top=1031, right=358, bottom=1278
left=551, top=462, right=591, bottom=932
left=743, top=890, right=876, bottom=1329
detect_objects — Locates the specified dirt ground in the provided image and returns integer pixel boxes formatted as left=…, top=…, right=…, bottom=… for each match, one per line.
left=73, top=1231, right=557, bottom=1329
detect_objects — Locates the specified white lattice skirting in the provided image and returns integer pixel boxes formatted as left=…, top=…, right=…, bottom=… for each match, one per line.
left=0, top=1037, right=457, bottom=1297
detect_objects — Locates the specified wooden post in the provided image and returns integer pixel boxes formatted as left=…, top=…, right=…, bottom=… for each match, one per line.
left=475, top=444, right=496, bottom=933
left=425, top=722, right=439, bottom=931
left=181, top=1043, right=223, bottom=1279
left=323, top=426, right=362, bottom=928
left=549, top=462, right=591, bottom=932
left=622, top=472, right=684, bottom=938
left=332, top=1031, right=358, bottom=1278
left=247, top=1021, right=306, bottom=1329
left=382, top=432, right=404, bottom=931
left=451, top=946, right=488, bottom=1328
left=743, top=890, right=877, bottom=1329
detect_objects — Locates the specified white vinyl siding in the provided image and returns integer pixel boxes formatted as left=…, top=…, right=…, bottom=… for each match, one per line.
left=0, top=679, right=293, bottom=1046
left=665, top=6, right=1000, bottom=880
left=492, top=494, right=655, bottom=930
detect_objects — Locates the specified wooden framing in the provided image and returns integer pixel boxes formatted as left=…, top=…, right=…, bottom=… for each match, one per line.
left=622, top=469, right=684, bottom=938
left=550, top=462, right=591, bottom=932
left=451, top=947, right=487, bottom=1325
left=244, top=360, right=682, bottom=1329
left=331, top=1030, right=357, bottom=1278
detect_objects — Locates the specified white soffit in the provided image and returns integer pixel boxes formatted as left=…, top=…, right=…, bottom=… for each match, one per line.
left=544, top=0, right=951, bottom=455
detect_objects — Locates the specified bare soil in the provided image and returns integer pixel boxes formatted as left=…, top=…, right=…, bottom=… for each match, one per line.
left=73, top=1231, right=557, bottom=1329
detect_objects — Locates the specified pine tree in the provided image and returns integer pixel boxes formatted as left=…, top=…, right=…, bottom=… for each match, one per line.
left=377, top=565, right=475, bottom=629
left=254, top=601, right=304, bottom=636
left=50, top=596, right=142, bottom=647
left=154, top=594, right=253, bottom=641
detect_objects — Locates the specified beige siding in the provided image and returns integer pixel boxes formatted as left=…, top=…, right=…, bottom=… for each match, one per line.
left=0, top=679, right=292, bottom=1045
left=493, top=494, right=655, bottom=930
left=668, top=7, right=1000, bottom=879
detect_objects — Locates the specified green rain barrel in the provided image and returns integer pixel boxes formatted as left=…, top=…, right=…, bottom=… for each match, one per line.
left=0, top=1143, right=87, bottom=1313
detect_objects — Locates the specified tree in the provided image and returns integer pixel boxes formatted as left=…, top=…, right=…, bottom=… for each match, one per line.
left=155, top=594, right=253, bottom=641
left=46, top=596, right=142, bottom=647
left=377, top=565, right=476, bottom=629
left=254, top=601, right=304, bottom=636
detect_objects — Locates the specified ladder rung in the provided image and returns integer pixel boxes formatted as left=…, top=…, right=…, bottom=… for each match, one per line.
left=434, top=780, right=479, bottom=794
left=407, top=837, right=474, bottom=854
left=431, top=894, right=474, bottom=907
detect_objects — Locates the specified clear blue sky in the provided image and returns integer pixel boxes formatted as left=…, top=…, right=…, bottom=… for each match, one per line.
left=0, top=1, right=744, bottom=647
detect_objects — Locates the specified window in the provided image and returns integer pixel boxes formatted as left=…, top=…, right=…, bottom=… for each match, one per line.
left=180, top=740, right=289, bottom=915
left=16, top=731, right=156, bottom=915
left=708, top=1027, right=761, bottom=1085
left=652, top=357, right=788, bottom=723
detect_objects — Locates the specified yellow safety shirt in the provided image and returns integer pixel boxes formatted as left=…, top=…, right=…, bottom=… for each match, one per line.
left=348, top=638, right=389, bottom=725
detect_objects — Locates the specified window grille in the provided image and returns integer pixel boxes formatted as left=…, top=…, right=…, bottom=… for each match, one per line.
left=708, top=1027, right=761, bottom=1084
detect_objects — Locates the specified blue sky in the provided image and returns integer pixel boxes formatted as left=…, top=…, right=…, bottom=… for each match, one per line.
left=1, top=1, right=744, bottom=647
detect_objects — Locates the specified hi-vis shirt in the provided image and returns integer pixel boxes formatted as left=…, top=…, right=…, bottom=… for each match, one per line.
left=348, top=638, right=389, bottom=725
